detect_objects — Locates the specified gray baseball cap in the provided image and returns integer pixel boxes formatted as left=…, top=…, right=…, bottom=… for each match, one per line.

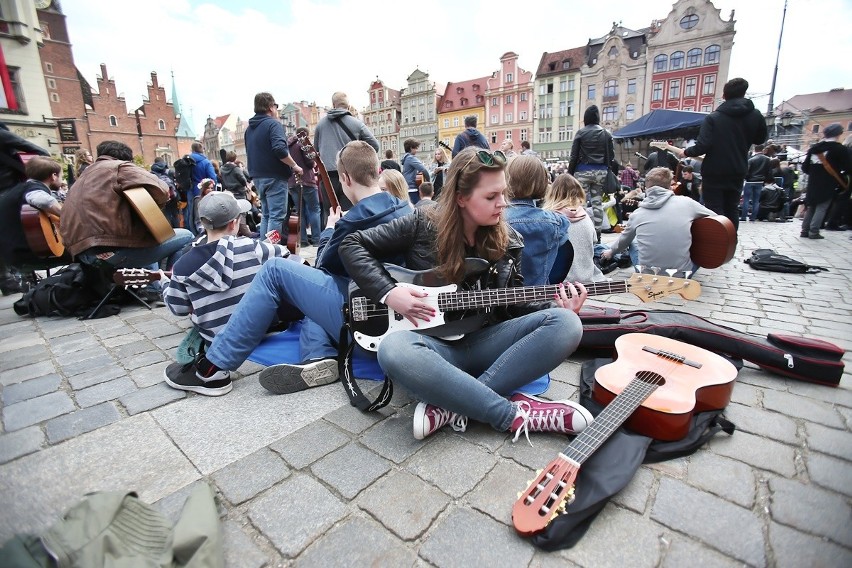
left=198, top=192, right=251, bottom=228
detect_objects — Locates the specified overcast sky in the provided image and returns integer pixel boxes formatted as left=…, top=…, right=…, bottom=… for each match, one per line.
left=60, top=0, right=851, bottom=135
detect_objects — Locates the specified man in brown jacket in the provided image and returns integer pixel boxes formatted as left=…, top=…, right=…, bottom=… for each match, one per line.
left=61, top=141, right=193, bottom=274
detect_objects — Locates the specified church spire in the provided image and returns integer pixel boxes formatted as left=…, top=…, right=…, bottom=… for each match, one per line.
left=171, top=71, right=196, bottom=139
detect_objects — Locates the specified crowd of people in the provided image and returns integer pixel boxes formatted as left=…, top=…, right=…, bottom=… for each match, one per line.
left=0, top=78, right=850, bottom=444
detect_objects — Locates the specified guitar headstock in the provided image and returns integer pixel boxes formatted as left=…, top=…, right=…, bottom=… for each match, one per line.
left=512, top=455, right=578, bottom=536
left=114, top=268, right=165, bottom=287
left=626, top=271, right=701, bottom=302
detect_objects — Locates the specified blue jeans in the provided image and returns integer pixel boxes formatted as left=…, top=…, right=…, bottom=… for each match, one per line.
left=377, top=309, right=582, bottom=431
left=741, top=182, right=762, bottom=221
left=289, top=185, right=322, bottom=244
left=255, top=177, right=289, bottom=237
left=77, top=229, right=194, bottom=272
left=205, top=257, right=347, bottom=370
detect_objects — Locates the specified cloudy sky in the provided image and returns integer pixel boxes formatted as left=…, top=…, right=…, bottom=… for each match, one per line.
left=60, top=0, right=850, bottom=136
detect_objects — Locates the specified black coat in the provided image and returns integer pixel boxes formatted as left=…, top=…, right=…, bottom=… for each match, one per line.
left=801, top=140, right=851, bottom=205
left=568, top=125, right=616, bottom=175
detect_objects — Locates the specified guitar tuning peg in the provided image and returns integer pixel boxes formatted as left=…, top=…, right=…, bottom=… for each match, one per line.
left=683, top=270, right=693, bottom=280
left=665, top=269, right=676, bottom=278
left=650, top=266, right=660, bottom=275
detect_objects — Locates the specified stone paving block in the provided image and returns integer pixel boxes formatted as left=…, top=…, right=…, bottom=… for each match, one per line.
left=39, top=319, right=86, bottom=339
left=49, top=333, right=96, bottom=356
left=0, top=321, right=37, bottom=341
left=60, top=353, right=116, bottom=378
left=356, top=470, right=450, bottom=540
left=222, top=520, right=269, bottom=568
left=0, top=344, right=50, bottom=372
left=247, top=475, right=346, bottom=559
left=564, top=505, right=664, bottom=568
left=119, top=382, right=185, bottom=415
left=709, top=430, right=797, bottom=477
left=1, top=374, right=61, bottom=405
left=807, top=452, right=852, bottom=497
left=322, top=394, right=387, bottom=434
left=93, top=325, right=136, bottom=340
left=111, top=340, right=157, bottom=359
left=0, top=332, right=44, bottom=354
left=406, top=436, right=497, bottom=498
left=311, top=442, right=391, bottom=499
left=498, top=432, right=570, bottom=470
left=3, top=391, right=75, bottom=431
left=269, top=420, right=349, bottom=469
left=466, top=460, right=531, bottom=526
left=723, top=402, right=799, bottom=445
left=728, top=382, right=762, bottom=407
left=685, top=450, right=756, bottom=508
left=67, top=364, right=127, bottom=390
left=0, top=426, right=43, bottom=465
left=358, top=409, right=424, bottom=464
left=102, top=332, right=145, bottom=348
left=768, top=476, right=852, bottom=548
left=789, top=381, right=852, bottom=409
left=710, top=311, right=757, bottom=326
left=45, top=402, right=121, bottom=443
left=0, top=360, right=57, bottom=387
left=736, top=368, right=790, bottom=392
left=612, top=465, right=655, bottom=514
left=295, top=515, right=415, bottom=567
left=769, top=521, right=852, bottom=568
left=805, top=421, right=852, bottom=461
left=651, top=476, right=765, bottom=566
left=419, top=507, right=533, bottom=568
left=122, top=350, right=168, bottom=371
left=661, top=535, right=744, bottom=568
left=212, top=448, right=289, bottom=505
left=152, top=333, right=184, bottom=351
left=0, top=414, right=199, bottom=541
left=762, top=389, right=844, bottom=429
left=129, top=361, right=171, bottom=388
left=645, top=455, right=688, bottom=479
left=56, top=345, right=108, bottom=366
left=74, top=377, right=137, bottom=408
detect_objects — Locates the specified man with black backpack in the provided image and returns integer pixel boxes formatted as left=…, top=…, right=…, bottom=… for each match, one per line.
left=451, top=115, right=489, bottom=158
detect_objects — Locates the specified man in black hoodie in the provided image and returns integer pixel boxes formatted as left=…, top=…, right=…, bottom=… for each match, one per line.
left=674, top=78, right=767, bottom=230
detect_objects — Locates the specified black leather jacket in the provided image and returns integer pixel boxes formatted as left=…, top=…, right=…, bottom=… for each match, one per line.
left=339, top=209, right=552, bottom=322
left=568, top=125, right=615, bottom=175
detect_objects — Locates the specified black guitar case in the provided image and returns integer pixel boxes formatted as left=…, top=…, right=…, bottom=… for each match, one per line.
left=578, top=308, right=844, bottom=386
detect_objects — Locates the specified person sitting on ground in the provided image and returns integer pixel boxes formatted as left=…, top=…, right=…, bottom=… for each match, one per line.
left=415, top=182, right=437, bottom=208
left=601, top=167, right=714, bottom=275
left=378, top=168, right=409, bottom=202
left=543, top=173, right=605, bottom=283
left=504, top=154, right=570, bottom=285
left=337, top=147, right=593, bottom=442
left=163, top=192, right=293, bottom=347
left=164, top=141, right=413, bottom=396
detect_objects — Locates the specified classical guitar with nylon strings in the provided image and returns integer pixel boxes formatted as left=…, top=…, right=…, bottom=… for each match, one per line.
left=347, top=258, right=701, bottom=352
left=512, top=333, right=737, bottom=536
left=21, top=204, right=64, bottom=258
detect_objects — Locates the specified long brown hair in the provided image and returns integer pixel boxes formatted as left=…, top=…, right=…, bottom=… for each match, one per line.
left=543, top=173, right=585, bottom=211
left=427, top=147, right=509, bottom=283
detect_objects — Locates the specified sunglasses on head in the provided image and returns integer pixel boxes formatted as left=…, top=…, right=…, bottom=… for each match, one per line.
left=473, top=149, right=507, bottom=166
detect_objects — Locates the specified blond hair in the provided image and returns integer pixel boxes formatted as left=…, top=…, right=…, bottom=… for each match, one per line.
left=544, top=173, right=586, bottom=211
left=379, top=169, right=409, bottom=201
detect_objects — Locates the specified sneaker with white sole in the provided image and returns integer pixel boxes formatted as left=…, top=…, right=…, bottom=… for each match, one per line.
left=259, top=358, right=338, bottom=394
left=164, top=357, right=232, bottom=396
left=509, top=392, right=593, bottom=444
left=413, top=402, right=468, bottom=440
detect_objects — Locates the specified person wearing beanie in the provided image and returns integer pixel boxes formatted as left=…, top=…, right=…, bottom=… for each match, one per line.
left=800, top=123, right=851, bottom=238
left=568, top=105, right=617, bottom=239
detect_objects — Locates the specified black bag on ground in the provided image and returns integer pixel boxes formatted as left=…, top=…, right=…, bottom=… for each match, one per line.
left=13, top=264, right=118, bottom=319
left=744, top=248, right=827, bottom=274
left=529, top=358, right=735, bottom=551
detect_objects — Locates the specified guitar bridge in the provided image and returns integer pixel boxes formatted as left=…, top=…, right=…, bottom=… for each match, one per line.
left=351, top=297, right=368, bottom=322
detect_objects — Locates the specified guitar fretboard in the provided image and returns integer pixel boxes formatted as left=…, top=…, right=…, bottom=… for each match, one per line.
left=437, top=281, right=629, bottom=311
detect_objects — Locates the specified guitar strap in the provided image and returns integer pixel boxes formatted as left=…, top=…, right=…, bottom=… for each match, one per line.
left=337, top=326, right=393, bottom=411
left=330, top=114, right=358, bottom=143
left=815, top=152, right=849, bottom=191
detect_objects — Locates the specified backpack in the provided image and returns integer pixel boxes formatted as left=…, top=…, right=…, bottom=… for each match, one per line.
left=173, top=155, right=196, bottom=200
left=13, top=264, right=118, bottom=318
left=744, top=248, right=827, bottom=274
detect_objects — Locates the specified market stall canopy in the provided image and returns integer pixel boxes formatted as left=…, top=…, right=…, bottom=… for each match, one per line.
left=613, top=109, right=708, bottom=140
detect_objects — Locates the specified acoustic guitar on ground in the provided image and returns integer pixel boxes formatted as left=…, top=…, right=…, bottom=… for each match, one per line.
left=512, top=333, right=737, bottom=537
left=691, top=215, right=736, bottom=268
left=21, top=204, right=64, bottom=258
left=123, top=187, right=175, bottom=244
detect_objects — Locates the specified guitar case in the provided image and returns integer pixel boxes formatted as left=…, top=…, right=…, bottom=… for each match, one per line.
left=578, top=308, right=845, bottom=386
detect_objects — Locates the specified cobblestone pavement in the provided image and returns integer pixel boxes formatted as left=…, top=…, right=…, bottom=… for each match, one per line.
left=1, top=218, right=850, bottom=567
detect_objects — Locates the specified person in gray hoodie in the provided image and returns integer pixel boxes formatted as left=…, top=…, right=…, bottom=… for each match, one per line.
left=601, top=167, right=715, bottom=275
left=313, top=91, right=380, bottom=210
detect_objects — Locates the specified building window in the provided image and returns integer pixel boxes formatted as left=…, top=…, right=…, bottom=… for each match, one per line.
left=491, top=132, right=498, bottom=144
left=626, top=104, right=635, bottom=120
left=504, top=112, right=513, bottom=122
left=45, top=62, right=54, bottom=73
left=603, top=106, right=618, bottom=122
left=558, top=126, right=570, bottom=141
left=670, top=51, right=684, bottom=70
left=587, top=84, right=596, bottom=100
left=0, top=64, right=22, bottom=112
left=46, top=78, right=56, bottom=89
left=520, top=110, right=527, bottom=120
left=704, top=45, right=721, bottom=65
left=158, top=119, right=166, bottom=130
left=567, top=102, right=573, bottom=116
left=545, top=103, right=553, bottom=118
left=608, top=46, right=619, bottom=58
left=568, top=79, right=575, bottom=91
left=702, top=74, right=716, bottom=95
left=559, top=101, right=567, bottom=117
left=491, top=97, right=498, bottom=106
left=701, top=104, right=712, bottom=112
left=654, top=54, right=668, bottom=72
left=520, top=128, right=528, bottom=141
left=50, top=92, right=59, bottom=103
left=685, top=77, right=697, bottom=97
left=505, top=130, right=512, bottom=139
left=520, top=92, right=527, bottom=101
left=491, top=114, right=498, bottom=124
left=506, top=73, right=513, bottom=83
left=627, top=78, right=637, bottom=94
left=668, top=79, right=681, bottom=99
left=443, top=118, right=449, bottom=128
left=680, top=14, right=699, bottom=29
left=539, top=84, right=546, bottom=96
left=109, top=115, right=117, bottom=127
left=604, top=79, right=618, bottom=98
left=453, top=117, right=459, bottom=127
left=652, top=82, right=663, bottom=101
left=559, top=79, right=567, bottom=92
left=687, top=48, right=702, bottom=67
left=505, top=94, right=513, bottom=104
left=812, top=124, right=820, bottom=134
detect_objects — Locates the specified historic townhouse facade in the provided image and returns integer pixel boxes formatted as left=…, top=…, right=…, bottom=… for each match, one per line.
left=399, top=68, right=439, bottom=156
left=484, top=52, right=533, bottom=151
left=533, top=47, right=585, bottom=160
left=437, top=76, right=489, bottom=150
left=645, top=0, right=736, bottom=113
left=362, top=79, right=401, bottom=158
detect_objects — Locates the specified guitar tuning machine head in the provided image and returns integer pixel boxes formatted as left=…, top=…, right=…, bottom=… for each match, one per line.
left=683, top=271, right=693, bottom=281
left=665, top=269, right=677, bottom=281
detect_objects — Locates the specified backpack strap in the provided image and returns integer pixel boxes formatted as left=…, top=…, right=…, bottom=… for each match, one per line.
left=337, top=325, right=393, bottom=412
left=330, top=114, right=358, bottom=142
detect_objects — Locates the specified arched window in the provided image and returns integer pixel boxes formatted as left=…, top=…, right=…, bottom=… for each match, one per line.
left=604, top=80, right=618, bottom=98
left=680, top=14, right=699, bottom=29
left=687, top=48, right=702, bottom=67
left=158, top=119, right=166, bottom=130
left=608, top=46, right=618, bottom=58
left=109, top=115, right=117, bottom=127
left=653, top=54, right=668, bottom=73
left=670, top=51, right=684, bottom=70
left=704, top=45, right=721, bottom=65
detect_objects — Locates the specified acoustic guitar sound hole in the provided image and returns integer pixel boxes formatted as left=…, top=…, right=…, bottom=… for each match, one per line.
left=637, top=372, right=666, bottom=387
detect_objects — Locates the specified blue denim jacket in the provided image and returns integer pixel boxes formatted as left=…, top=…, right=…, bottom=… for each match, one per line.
left=505, top=199, right=570, bottom=285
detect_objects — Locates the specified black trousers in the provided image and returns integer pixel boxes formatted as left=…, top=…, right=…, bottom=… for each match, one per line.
left=701, top=178, right=743, bottom=231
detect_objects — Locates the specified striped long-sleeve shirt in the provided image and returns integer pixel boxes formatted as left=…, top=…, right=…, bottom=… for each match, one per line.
left=163, top=236, right=289, bottom=342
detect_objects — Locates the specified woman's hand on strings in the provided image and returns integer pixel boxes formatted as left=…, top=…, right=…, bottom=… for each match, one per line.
left=554, top=281, right=587, bottom=313
left=385, top=286, right=436, bottom=327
